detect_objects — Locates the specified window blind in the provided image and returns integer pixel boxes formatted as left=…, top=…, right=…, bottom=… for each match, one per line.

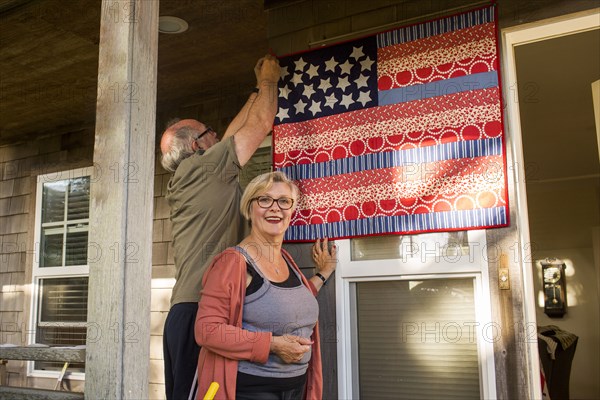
left=40, top=176, right=90, bottom=267
left=36, top=277, right=88, bottom=372
left=39, top=277, right=88, bottom=323
left=66, top=177, right=90, bottom=220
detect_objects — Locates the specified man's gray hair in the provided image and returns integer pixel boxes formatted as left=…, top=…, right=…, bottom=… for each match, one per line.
left=160, top=121, right=197, bottom=173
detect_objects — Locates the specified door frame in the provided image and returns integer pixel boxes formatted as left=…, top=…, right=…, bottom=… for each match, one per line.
left=500, top=8, right=600, bottom=400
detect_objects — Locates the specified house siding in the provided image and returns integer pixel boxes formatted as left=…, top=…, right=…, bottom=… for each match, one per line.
left=0, top=130, right=92, bottom=389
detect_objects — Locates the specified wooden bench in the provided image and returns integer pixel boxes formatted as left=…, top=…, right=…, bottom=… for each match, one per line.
left=0, top=346, right=85, bottom=400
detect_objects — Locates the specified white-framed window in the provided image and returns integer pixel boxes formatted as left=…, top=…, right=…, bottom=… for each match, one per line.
left=336, top=230, right=497, bottom=399
left=28, top=167, right=92, bottom=379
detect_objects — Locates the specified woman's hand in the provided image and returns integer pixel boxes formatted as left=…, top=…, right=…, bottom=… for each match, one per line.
left=270, top=334, right=313, bottom=364
left=310, top=238, right=337, bottom=291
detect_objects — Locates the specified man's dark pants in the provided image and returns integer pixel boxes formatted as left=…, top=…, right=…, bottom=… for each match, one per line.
left=163, top=302, right=200, bottom=400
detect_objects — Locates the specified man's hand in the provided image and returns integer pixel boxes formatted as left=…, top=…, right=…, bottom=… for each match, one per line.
left=226, top=54, right=280, bottom=165
left=270, top=334, right=313, bottom=364
left=255, top=54, right=280, bottom=88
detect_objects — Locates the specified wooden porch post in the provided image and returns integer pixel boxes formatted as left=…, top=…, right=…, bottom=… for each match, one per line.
left=86, top=1, right=158, bottom=398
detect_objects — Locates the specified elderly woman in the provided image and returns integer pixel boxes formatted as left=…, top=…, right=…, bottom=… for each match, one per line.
left=195, top=171, right=336, bottom=400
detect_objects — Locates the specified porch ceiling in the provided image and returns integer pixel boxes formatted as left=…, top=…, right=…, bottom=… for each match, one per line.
left=0, top=0, right=269, bottom=146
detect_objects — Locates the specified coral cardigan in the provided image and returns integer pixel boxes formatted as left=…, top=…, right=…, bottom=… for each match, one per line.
left=195, top=247, right=323, bottom=400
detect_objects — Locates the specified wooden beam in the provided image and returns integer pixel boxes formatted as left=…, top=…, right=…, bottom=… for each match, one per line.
left=86, top=1, right=158, bottom=399
left=0, top=347, right=85, bottom=363
left=486, top=125, right=534, bottom=399
left=0, top=387, right=84, bottom=400
left=487, top=224, right=531, bottom=399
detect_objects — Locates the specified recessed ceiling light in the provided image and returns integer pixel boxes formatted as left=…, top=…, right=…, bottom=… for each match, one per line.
left=159, top=16, right=189, bottom=34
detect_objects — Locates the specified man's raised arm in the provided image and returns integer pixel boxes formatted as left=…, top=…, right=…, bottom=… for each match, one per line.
left=224, top=54, right=280, bottom=167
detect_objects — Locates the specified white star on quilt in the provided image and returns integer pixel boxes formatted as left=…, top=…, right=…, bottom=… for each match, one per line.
left=355, top=73, right=369, bottom=89
left=291, top=72, right=304, bottom=86
left=319, top=77, right=332, bottom=92
left=339, top=93, right=354, bottom=109
left=306, top=64, right=319, bottom=79
left=357, top=90, right=371, bottom=106
left=308, top=101, right=322, bottom=116
left=279, top=65, right=289, bottom=80
left=360, top=57, right=374, bottom=71
left=295, top=57, right=307, bottom=72
left=294, top=99, right=307, bottom=114
left=303, top=84, right=316, bottom=99
left=324, top=56, right=337, bottom=73
left=277, top=107, right=289, bottom=121
left=350, top=46, right=364, bottom=60
left=337, top=76, right=351, bottom=92
left=279, top=86, right=291, bottom=98
left=324, top=93, right=338, bottom=109
left=339, top=60, right=353, bottom=76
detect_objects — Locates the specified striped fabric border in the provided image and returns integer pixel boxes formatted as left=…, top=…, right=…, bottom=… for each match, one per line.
left=287, top=206, right=507, bottom=241
left=280, top=137, right=503, bottom=181
left=376, top=6, right=495, bottom=48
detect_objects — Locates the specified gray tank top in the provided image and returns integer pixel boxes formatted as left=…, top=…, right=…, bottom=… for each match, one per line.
left=236, top=246, right=319, bottom=378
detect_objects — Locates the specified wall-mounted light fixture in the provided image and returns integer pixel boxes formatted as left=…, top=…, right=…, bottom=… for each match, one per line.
left=541, top=258, right=567, bottom=317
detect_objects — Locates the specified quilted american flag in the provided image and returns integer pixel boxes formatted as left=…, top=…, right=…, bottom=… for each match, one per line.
left=273, top=6, right=508, bottom=241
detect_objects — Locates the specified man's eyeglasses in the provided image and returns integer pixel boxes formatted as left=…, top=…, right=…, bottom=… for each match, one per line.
left=195, top=126, right=214, bottom=141
left=253, top=196, right=294, bottom=210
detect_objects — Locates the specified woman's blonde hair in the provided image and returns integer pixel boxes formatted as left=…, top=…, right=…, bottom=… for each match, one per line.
left=240, top=171, right=299, bottom=221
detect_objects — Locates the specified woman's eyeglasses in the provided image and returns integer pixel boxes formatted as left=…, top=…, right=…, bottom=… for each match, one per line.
left=253, top=196, right=294, bottom=210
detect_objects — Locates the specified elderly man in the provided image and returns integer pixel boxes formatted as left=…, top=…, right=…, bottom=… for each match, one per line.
left=160, top=54, right=280, bottom=400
